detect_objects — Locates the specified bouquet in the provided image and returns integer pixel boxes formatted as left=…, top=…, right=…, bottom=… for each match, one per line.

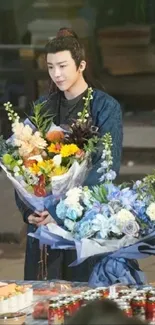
left=29, top=133, right=155, bottom=286
left=0, top=88, right=102, bottom=211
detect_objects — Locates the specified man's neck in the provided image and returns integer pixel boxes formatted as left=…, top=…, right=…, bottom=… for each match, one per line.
left=64, top=77, right=88, bottom=100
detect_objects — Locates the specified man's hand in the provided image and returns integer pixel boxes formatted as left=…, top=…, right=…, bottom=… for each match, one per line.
left=28, top=211, right=56, bottom=226
left=36, top=211, right=57, bottom=226
left=27, top=211, right=45, bottom=225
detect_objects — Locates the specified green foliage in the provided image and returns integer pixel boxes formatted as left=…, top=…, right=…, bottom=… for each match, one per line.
left=92, top=184, right=108, bottom=203
left=143, top=173, right=155, bottom=200
left=0, top=136, right=8, bottom=158
left=28, top=101, right=54, bottom=135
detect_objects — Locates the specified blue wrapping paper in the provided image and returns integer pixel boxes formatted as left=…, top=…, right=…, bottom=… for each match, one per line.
left=29, top=226, right=155, bottom=287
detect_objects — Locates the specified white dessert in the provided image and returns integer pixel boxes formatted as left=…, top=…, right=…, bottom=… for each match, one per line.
left=0, top=285, right=33, bottom=314
left=0, top=299, right=8, bottom=314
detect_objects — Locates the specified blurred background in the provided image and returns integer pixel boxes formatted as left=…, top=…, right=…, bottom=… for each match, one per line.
left=0, top=0, right=155, bottom=279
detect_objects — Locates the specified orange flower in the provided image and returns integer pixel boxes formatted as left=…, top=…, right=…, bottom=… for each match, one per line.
left=47, top=143, right=62, bottom=154
left=46, top=130, right=64, bottom=142
left=75, top=149, right=85, bottom=159
left=23, top=159, right=37, bottom=168
left=23, top=148, right=42, bottom=160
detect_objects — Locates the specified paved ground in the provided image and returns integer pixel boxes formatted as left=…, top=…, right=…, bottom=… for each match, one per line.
left=0, top=243, right=25, bottom=280
left=0, top=125, right=155, bottom=281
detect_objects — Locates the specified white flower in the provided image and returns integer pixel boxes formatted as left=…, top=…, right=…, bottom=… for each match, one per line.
left=66, top=187, right=82, bottom=198
left=13, top=166, right=20, bottom=173
left=12, top=121, right=32, bottom=140
left=115, top=209, right=135, bottom=231
left=12, top=121, right=47, bottom=157
left=65, top=199, right=83, bottom=217
left=146, top=203, right=155, bottom=221
left=64, top=187, right=83, bottom=216
left=65, top=196, right=81, bottom=206
left=53, top=154, right=62, bottom=167
left=28, top=155, right=43, bottom=162
left=17, top=160, right=23, bottom=165
left=65, top=187, right=82, bottom=206
left=30, top=131, right=47, bottom=149
left=14, top=172, right=19, bottom=177
left=64, top=219, right=75, bottom=232
left=74, top=203, right=84, bottom=217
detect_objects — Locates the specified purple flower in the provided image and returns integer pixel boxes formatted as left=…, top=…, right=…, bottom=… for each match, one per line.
left=105, top=184, right=120, bottom=201
left=122, top=220, right=140, bottom=237
left=119, top=188, right=138, bottom=210
left=105, top=170, right=116, bottom=181
left=133, top=200, right=146, bottom=215
left=84, top=209, right=97, bottom=221
left=99, top=174, right=105, bottom=182
left=133, top=180, right=142, bottom=190
left=92, top=202, right=109, bottom=215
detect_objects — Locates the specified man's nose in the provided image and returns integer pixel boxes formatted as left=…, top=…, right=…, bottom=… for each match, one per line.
left=54, top=67, right=61, bottom=78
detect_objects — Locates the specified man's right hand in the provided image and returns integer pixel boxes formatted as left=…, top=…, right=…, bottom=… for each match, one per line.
left=28, top=211, right=45, bottom=226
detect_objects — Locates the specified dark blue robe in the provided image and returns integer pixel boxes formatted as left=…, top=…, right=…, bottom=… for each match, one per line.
left=15, top=89, right=123, bottom=280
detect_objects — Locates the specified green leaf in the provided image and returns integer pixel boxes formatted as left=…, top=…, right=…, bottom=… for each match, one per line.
left=27, top=100, right=55, bottom=135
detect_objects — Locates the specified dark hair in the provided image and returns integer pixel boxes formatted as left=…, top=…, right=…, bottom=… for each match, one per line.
left=66, top=299, right=148, bottom=325
left=45, top=27, right=104, bottom=93
left=45, top=35, right=85, bottom=69
left=56, top=27, right=79, bottom=39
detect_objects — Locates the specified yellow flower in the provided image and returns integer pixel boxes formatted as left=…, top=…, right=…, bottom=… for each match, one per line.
left=60, top=144, right=79, bottom=158
left=29, top=159, right=54, bottom=175
left=48, top=143, right=62, bottom=154
left=38, top=159, right=53, bottom=169
left=52, top=166, right=68, bottom=176
left=29, top=163, right=40, bottom=175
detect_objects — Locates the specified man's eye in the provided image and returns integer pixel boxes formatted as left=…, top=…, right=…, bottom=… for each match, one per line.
left=60, top=65, right=66, bottom=68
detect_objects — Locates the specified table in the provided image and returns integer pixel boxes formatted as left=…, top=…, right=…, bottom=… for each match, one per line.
left=7, top=280, right=87, bottom=325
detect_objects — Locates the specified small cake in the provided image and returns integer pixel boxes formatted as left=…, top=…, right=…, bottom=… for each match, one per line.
left=0, top=298, right=8, bottom=314
left=0, top=284, right=33, bottom=313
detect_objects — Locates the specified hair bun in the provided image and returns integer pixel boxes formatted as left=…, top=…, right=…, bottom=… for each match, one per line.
left=56, top=27, right=78, bottom=39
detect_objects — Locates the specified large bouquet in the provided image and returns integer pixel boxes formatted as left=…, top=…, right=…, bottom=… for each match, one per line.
left=29, top=133, right=155, bottom=286
left=0, top=88, right=102, bottom=211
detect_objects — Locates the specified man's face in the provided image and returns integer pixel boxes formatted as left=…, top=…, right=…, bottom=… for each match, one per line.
left=47, top=50, right=81, bottom=92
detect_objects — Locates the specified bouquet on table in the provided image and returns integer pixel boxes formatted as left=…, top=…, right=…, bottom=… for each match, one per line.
left=29, top=133, right=155, bottom=287
left=0, top=88, right=102, bottom=211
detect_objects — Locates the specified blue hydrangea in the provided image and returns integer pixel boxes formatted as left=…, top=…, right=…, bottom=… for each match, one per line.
left=74, top=220, right=95, bottom=239
left=105, top=183, right=121, bottom=201
left=83, top=209, right=97, bottom=221
left=66, top=207, right=79, bottom=221
left=133, top=200, right=146, bottom=215
left=56, top=200, right=67, bottom=220
left=118, top=188, right=138, bottom=210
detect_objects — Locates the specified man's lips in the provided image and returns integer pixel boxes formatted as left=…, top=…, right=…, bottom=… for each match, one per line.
left=56, top=80, right=65, bottom=85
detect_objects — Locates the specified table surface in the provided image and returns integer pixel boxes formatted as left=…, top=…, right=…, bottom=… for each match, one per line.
left=6, top=280, right=87, bottom=325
